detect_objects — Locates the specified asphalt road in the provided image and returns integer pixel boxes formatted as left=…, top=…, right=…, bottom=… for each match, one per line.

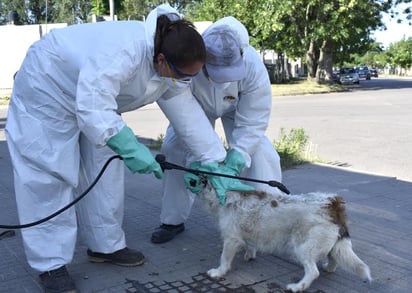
left=120, top=76, right=412, bottom=182
left=267, top=77, right=412, bottom=182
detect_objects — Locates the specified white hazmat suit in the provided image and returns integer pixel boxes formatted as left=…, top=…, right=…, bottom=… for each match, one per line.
left=159, top=17, right=282, bottom=225
left=5, top=4, right=225, bottom=273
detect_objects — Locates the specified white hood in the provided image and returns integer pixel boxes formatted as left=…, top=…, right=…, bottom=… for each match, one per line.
left=202, top=16, right=249, bottom=51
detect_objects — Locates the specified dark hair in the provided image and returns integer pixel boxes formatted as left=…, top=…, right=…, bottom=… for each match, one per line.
left=154, top=15, right=206, bottom=67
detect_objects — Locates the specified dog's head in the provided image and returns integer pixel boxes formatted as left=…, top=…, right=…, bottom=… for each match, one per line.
left=191, top=176, right=216, bottom=199
left=193, top=175, right=273, bottom=211
left=191, top=176, right=228, bottom=212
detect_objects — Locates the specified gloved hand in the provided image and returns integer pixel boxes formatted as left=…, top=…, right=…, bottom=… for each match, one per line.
left=107, top=126, right=163, bottom=179
left=224, top=149, right=246, bottom=175
left=184, top=161, right=254, bottom=205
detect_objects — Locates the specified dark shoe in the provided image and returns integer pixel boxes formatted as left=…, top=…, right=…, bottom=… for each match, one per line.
left=39, top=266, right=77, bottom=293
left=151, top=223, right=185, bottom=244
left=87, top=247, right=145, bottom=267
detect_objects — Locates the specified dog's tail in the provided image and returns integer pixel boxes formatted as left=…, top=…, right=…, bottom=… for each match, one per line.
left=331, top=238, right=372, bottom=282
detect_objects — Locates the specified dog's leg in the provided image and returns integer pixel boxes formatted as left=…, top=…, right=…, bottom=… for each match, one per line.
left=208, top=238, right=242, bottom=278
left=322, top=252, right=337, bottom=273
left=286, top=260, right=319, bottom=293
left=244, top=245, right=256, bottom=261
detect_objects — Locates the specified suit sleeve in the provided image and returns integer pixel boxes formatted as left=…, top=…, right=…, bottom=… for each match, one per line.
left=157, top=89, right=226, bottom=164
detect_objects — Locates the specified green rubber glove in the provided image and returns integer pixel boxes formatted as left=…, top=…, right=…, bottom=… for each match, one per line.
left=224, top=149, right=246, bottom=175
left=107, top=126, right=163, bottom=179
left=184, top=161, right=254, bottom=205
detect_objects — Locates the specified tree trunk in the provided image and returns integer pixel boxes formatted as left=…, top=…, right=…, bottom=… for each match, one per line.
left=306, top=41, right=317, bottom=81
left=284, top=55, right=291, bottom=81
left=316, top=38, right=334, bottom=83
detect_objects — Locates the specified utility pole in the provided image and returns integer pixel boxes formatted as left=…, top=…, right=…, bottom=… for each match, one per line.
left=45, top=0, right=48, bottom=32
left=109, top=0, right=114, bottom=21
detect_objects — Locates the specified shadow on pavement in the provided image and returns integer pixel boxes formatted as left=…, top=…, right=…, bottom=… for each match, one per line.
left=351, top=77, right=412, bottom=92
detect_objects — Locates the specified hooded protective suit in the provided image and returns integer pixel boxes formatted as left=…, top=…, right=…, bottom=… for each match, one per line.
left=159, top=17, right=282, bottom=225
left=5, top=4, right=225, bottom=272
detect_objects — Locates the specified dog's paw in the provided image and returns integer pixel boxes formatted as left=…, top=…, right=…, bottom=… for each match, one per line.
left=322, top=261, right=337, bottom=273
left=244, top=248, right=256, bottom=261
left=207, top=268, right=225, bottom=279
left=286, top=282, right=305, bottom=293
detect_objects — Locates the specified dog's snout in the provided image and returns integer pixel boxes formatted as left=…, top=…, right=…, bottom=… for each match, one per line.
left=189, top=179, right=197, bottom=187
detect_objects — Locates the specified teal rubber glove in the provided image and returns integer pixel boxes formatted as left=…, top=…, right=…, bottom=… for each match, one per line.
left=184, top=161, right=254, bottom=205
left=106, top=126, right=163, bottom=179
left=224, top=149, right=246, bottom=175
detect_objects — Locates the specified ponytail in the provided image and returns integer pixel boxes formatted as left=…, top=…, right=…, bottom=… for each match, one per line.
left=153, top=15, right=172, bottom=63
left=154, top=15, right=206, bottom=68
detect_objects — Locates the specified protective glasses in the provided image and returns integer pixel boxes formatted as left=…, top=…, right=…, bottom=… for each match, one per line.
left=202, top=66, right=210, bottom=79
left=164, top=56, right=198, bottom=78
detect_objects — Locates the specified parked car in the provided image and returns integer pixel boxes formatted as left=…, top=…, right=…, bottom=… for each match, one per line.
left=332, top=70, right=340, bottom=83
left=356, top=66, right=371, bottom=80
left=339, top=67, right=360, bottom=84
left=370, top=68, right=378, bottom=77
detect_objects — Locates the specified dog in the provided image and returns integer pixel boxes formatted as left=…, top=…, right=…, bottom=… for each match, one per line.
left=197, top=182, right=372, bottom=292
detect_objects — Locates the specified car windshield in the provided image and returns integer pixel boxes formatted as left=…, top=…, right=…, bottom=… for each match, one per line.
left=340, top=68, right=355, bottom=74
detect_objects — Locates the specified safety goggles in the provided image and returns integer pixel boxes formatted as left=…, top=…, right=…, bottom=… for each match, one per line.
left=165, top=56, right=198, bottom=79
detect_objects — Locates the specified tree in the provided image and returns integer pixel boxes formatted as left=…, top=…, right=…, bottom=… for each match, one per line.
left=187, top=0, right=411, bottom=83
left=0, top=0, right=31, bottom=24
left=349, top=42, right=384, bottom=68
left=118, top=0, right=148, bottom=20
left=0, top=0, right=90, bottom=25
left=53, top=0, right=90, bottom=24
left=385, top=37, right=412, bottom=74
left=90, top=0, right=108, bottom=16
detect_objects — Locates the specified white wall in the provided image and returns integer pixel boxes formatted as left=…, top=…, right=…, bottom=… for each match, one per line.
left=0, top=23, right=67, bottom=89
left=194, top=21, right=212, bottom=34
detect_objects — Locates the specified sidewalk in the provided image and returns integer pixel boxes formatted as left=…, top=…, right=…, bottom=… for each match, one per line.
left=1, top=103, right=412, bottom=292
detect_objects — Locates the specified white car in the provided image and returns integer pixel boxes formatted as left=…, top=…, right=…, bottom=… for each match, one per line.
left=339, top=67, right=360, bottom=84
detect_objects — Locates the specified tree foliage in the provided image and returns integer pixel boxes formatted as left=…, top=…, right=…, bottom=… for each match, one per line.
left=385, top=37, right=412, bottom=71
left=0, top=1, right=199, bottom=24
left=349, top=37, right=412, bottom=75
left=0, top=0, right=91, bottom=24
left=187, top=0, right=411, bottom=83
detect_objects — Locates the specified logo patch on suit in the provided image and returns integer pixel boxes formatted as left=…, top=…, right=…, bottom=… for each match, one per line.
left=223, top=96, right=236, bottom=101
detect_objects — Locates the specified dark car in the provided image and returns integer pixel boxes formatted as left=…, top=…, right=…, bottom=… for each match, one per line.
left=370, top=68, right=378, bottom=78
left=356, top=66, right=371, bottom=80
left=332, top=70, right=340, bottom=83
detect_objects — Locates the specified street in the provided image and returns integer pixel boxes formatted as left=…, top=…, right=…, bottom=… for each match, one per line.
left=118, top=77, right=412, bottom=182
left=268, top=77, right=412, bottom=182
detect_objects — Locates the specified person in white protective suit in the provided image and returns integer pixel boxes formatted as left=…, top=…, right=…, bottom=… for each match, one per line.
left=5, top=5, right=253, bottom=293
left=151, top=16, right=282, bottom=244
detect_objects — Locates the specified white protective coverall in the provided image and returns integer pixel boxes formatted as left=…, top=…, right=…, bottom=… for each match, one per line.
left=5, top=4, right=225, bottom=272
left=159, top=17, right=282, bottom=225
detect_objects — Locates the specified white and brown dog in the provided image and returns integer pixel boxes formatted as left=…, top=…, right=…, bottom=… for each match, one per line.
left=198, top=182, right=372, bottom=292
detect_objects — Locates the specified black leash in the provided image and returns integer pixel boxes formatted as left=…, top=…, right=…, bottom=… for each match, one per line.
left=0, top=155, right=122, bottom=230
left=155, top=154, right=290, bottom=194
